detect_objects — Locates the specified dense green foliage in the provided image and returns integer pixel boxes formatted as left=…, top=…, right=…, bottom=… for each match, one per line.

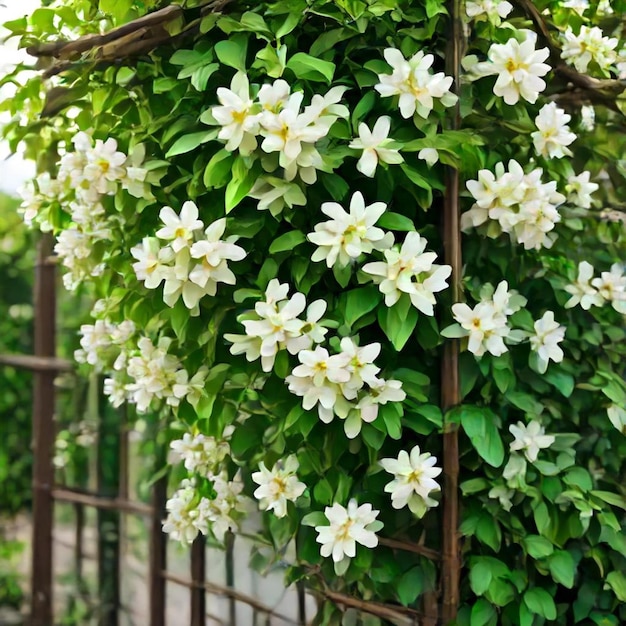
left=2, top=1, right=625, bottom=625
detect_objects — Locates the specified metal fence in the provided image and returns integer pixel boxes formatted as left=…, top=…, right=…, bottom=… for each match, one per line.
left=0, top=235, right=310, bottom=626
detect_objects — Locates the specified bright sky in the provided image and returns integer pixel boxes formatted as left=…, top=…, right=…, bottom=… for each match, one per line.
left=0, top=0, right=41, bottom=195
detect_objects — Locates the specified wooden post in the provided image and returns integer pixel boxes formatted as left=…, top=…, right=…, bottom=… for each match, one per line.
left=190, top=535, right=206, bottom=626
left=441, top=0, right=464, bottom=622
left=30, top=235, right=56, bottom=626
left=149, top=471, right=167, bottom=626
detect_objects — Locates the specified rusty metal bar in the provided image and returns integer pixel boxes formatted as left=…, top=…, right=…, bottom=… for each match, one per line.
left=190, top=535, right=206, bottom=626
left=297, top=582, right=306, bottom=626
left=441, top=0, right=464, bottom=622
left=225, top=531, right=236, bottom=625
left=51, top=487, right=153, bottom=515
left=0, top=353, right=72, bottom=371
left=30, top=234, right=56, bottom=626
left=149, top=474, right=167, bottom=626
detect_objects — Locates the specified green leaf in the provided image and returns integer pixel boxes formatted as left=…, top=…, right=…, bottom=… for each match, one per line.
left=470, top=598, right=497, bottom=626
left=376, top=212, right=415, bottom=231
left=313, top=479, right=334, bottom=505
left=204, top=149, right=234, bottom=189
left=523, top=535, right=554, bottom=559
left=548, top=550, right=576, bottom=588
left=590, top=490, right=626, bottom=510
left=458, top=406, right=504, bottom=467
left=225, top=156, right=257, bottom=211
left=286, top=52, right=336, bottom=83
left=343, top=286, right=382, bottom=327
left=165, top=131, right=214, bottom=157
left=269, top=231, right=306, bottom=254
left=524, top=588, right=557, bottom=620
left=470, top=560, right=493, bottom=596
left=397, top=567, right=423, bottom=606
left=543, top=369, right=575, bottom=398
left=605, top=571, right=626, bottom=602
left=377, top=299, right=418, bottom=351
left=214, top=35, right=248, bottom=71
left=301, top=511, right=327, bottom=527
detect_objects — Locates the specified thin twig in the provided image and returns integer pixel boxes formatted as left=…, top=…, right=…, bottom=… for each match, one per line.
left=378, top=537, right=441, bottom=562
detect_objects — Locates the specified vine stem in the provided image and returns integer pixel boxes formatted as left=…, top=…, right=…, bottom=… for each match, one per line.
left=440, top=0, right=464, bottom=622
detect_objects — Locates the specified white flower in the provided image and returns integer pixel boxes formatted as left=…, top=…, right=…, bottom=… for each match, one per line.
left=315, top=499, right=382, bottom=563
left=212, top=72, right=259, bottom=154
left=339, top=337, right=381, bottom=392
left=355, top=378, right=406, bottom=425
left=248, top=177, right=306, bottom=216
left=188, top=218, right=246, bottom=294
left=156, top=201, right=204, bottom=252
left=362, top=231, right=451, bottom=315
left=375, top=48, right=457, bottom=119
left=565, top=172, right=598, bottom=209
left=563, top=0, right=589, bottom=14
left=466, top=0, right=513, bottom=24
left=380, top=446, right=442, bottom=517
left=286, top=346, right=351, bottom=423
left=251, top=456, right=306, bottom=518
left=561, top=26, right=618, bottom=73
left=170, top=433, right=230, bottom=477
left=258, top=79, right=291, bottom=112
left=348, top=116, right=403, bottom=177
left=591, top=264, right=626, bottom=313
left=308, top=192, right=393, bottom=268
left=488, top=485, right=515, bottom=511
left=104, top=376, right=128, bottom=407
left=472, top=32, right=550, bottom=105
left=509, top=420, right=555, bottom=463
left=531, top=103, right=576, bottom=159
left=418, top=148, right=439, bottom=167
left=131, top=238, right=174, bottom=289
left=579, top=105, right=595, bottom=131
left=82, top=138, right=127, bottom=194
left=607, top=404, right=626, bottom=435
left=451, top=301, right=509, bottom=357
left=564, top=261, right=604, bottom=310
left=530, top=311, right=565, bottom=373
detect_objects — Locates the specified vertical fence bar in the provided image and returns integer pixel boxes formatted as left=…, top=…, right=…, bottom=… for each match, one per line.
left=190, top=535, right=206, bottom=626
left=297, top=583, right=306, bottom=626
left=30, top=234, right=56, bottom=626
left=441, top=0, right=464, bottom=622
left=97, top=377, right=121, bottom=626
left=149, top=473, right=167, bottom=626
left=225, top=532, right=236, bottom=625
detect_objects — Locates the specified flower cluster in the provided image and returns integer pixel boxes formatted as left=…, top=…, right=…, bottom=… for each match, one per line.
left=565, top=172, right=598, bottom=209
left=380, top=445, right=442, bottom=518
left=363, top=232, right=452, bottom=315
left=531, top=102, right=577, bottom=159
left=225, top=279, right=328, bottom=372
left=375, top=48, right=457, bottom=119
left=103, top=336, right=205, bottom=413
left=131, top=202, right=246, bottom=315
left=19, top=133, right=153, bottom=290
left=463, top=159, right=566, bottom=250
left=74, top=319, right=136, bottom=371
left=162, top=474, right=246, bottom=544
left=450, top=281, right=527, bottom=357
left=170, top=433, right=230, bottom=477
left=468, top=31, right=550, bottom=105
left=561, top=25, right=618, bottom=73
left=208, top=73, right=348, bottom=198
left=286, top=339, right=406, bottom=438
left=565, top=261, right=626, bottom=314
left=252, top=456, right=307, bottom=518
left=465, top=0, right=513, bottom=25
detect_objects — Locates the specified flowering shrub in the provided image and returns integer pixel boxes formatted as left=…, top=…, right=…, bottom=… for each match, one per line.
left=3, top=0, right=626, bottom=624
